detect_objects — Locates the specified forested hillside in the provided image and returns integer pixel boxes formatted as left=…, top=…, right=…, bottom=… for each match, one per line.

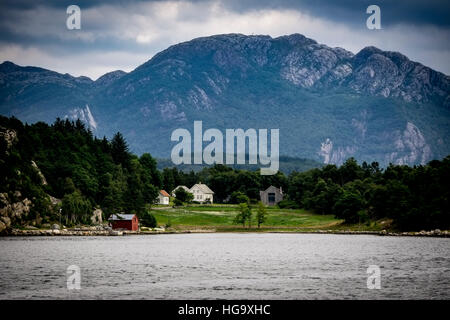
left=0, top=116, right=162, bottom=227
left=1, top=116, right=449, bottom=232
left=2, top=34, right=449, bottom=165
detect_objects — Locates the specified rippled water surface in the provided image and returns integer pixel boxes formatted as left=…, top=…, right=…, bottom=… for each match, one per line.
left=0, top=233, right=449, bottom=299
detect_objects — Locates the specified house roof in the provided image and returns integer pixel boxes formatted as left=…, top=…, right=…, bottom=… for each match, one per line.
left=262, top=185, right=283, bottom=193
left=159, top=190, right=170, bottom=197
left=190, top=183, right=214, bottom=194
left=108, top=214, right=136, bottom=221
left=172, top=185, right=190, bottom=193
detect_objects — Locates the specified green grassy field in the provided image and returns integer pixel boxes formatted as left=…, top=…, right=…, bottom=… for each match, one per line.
left=151, top=205, right=345, bottom=232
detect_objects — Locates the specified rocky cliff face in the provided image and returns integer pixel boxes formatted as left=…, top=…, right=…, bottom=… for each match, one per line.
left=138, top=34, right=449, bottom=106
left=318, top=121, right=433, bottom=166
left=0, top=126, right=17, bottom=151
left=388, top=122, right=432, bottom=165
left=0, top=126, right=107, bottom=233
left=65, top=105, right=97, bottom=130
left=325, top=46, right=450, bottom=106
left=0, top=191, right=32, bottom=233
left=0, top=34, right=449, bottom=166
left=0, top=127, right=32, bottom=233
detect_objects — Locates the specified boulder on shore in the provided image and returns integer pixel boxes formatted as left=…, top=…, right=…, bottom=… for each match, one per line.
left=91, top=208, right=103, bottom=225
left=109, top=230, right=123, bottom=236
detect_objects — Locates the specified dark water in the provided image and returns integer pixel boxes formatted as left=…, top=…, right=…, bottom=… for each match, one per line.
left=0, top=233, right=449, bottom=299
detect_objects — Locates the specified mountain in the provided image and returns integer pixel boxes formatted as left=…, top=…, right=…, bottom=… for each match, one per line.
left=1, top=33, right=449, bottom=166
left=156, top=156, right=324, bottom=174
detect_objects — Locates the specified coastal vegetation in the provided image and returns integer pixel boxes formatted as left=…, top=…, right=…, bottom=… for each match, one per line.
left=1, top=115, right=449, bottom=233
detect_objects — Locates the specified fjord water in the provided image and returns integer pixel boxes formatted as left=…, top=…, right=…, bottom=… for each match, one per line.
left=0, top=233, right=449, bottom=299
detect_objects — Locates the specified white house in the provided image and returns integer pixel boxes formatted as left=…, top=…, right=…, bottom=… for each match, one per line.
left=190, top=183, right=214, bottom=203
left=157, top=190, right=170, bottom=205
left=171, top=185, right=191, bottom=197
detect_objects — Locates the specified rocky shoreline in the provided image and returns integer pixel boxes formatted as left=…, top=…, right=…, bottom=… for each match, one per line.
left=2, top=227, right=449, bottom=237
left=6, top=228, right=135, bottom=236
left=272, top=229, right=450, bottom=237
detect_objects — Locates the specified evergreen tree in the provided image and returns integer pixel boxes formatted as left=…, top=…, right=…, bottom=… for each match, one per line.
left=111, top=132, right=131, bottom=170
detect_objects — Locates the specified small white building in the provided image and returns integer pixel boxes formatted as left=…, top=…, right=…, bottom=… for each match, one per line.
left=157, top=190, right=170, bottom=205
left=190, top=182, right=214, bottom=203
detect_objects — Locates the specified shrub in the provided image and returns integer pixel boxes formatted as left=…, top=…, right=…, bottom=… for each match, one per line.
left=165, top=218, right=172, bottom=229
left=230, top=191, right=250, bottom=204
left=141, top=211, right=157, bottom=228
left=174, top=188, right=193, bottom=203
left=173, top=198, right=183, bottom=207
left=277, top=200, right=299, bottom=209
left=256, top=202, right=267, bottom=228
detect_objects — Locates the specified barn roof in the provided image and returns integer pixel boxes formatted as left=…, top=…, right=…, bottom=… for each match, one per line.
left=108, top=214, right=135, bottom=221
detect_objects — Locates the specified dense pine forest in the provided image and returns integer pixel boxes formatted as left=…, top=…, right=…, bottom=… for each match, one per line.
left=1, top=115, right=449, bottom=232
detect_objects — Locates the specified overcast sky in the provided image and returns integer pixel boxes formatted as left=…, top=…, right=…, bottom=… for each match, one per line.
left=0, top=0, right=449, bottom=79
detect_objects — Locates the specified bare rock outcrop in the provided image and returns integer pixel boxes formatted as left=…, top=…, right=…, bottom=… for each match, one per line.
left=0, top=192, right=32, bottom=233
left=91, top=208, right=103, bottom=225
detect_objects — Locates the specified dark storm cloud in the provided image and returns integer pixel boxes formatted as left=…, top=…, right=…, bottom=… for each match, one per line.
left=220, top=0, right=450, bottom=27
left=0, top=0, right=448, bottom=78
left=1, top=0, right=449, bottom=27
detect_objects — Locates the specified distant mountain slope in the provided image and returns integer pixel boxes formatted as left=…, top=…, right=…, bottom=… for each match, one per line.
left=157, top=156, right=323, bottom=174
left=1, top=33, right=449, bottom=166
left=0, top=61, right=93, bottom=122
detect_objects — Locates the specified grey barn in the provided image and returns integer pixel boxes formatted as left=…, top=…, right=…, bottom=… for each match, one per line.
left=260, top=186, right=283, bottom=206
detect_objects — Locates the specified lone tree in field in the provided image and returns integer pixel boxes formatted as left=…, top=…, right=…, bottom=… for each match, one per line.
left=256, top=202, right=267, bottom=228
left=234, top=203, right=252, bottom=228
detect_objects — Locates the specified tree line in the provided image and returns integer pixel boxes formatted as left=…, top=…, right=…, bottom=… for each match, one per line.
left=287, top=158, right=449, bottom=230
left=1, top=116, right=160, bottom=226
left=1, top=115, right=449, bottom=231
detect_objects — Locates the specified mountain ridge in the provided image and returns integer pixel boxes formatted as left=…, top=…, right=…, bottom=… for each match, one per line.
left=1, top=33, right=449, bottom=166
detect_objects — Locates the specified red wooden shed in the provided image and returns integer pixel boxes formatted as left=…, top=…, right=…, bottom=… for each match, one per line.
left=108, top=214, right=139, bottom=231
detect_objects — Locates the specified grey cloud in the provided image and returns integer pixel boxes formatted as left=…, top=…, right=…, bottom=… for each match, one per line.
left=2, top=0, right=449, bottom=27
left=217, top=0, right=450, bottom=27
left=0, top=0, right=449, bottom=78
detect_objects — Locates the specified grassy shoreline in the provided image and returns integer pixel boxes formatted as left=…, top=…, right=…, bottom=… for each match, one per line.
left=149, top=205, right=449, bottom=236
left=4, top=205, right=449, bottom=237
